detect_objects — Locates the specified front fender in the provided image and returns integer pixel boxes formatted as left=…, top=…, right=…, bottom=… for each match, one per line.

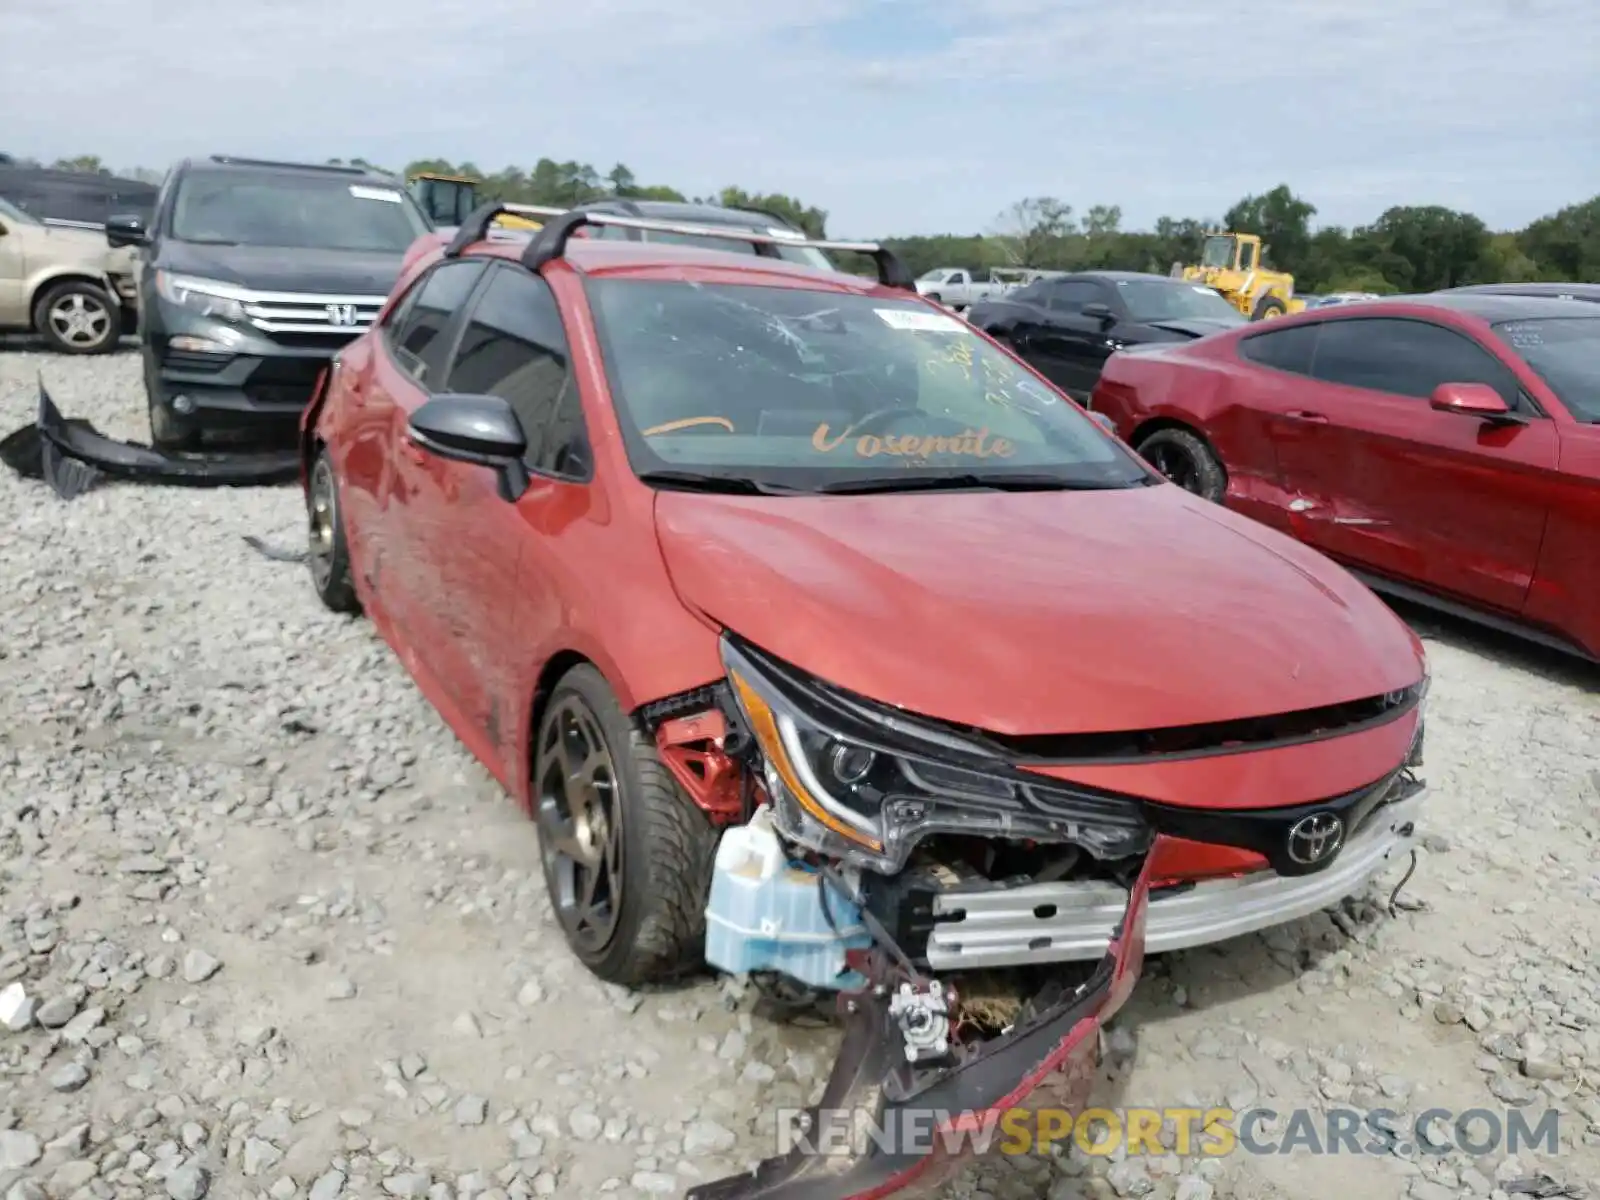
left=298, top=359, right=337, bottom=493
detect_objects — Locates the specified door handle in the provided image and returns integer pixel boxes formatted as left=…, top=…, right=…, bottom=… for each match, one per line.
left=1287, top=410, right=1329, bottom=424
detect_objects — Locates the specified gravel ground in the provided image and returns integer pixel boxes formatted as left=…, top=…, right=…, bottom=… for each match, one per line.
left=1, top=346, right=1598, bottom=1200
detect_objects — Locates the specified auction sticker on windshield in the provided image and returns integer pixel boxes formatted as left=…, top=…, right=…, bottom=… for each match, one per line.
left=349, top=185, right=404, bottom=203
left=876, top=309, right=967, bottom=333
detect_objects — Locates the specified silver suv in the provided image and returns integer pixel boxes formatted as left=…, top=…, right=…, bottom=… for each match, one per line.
left=0, top=196, right=136, bottom=353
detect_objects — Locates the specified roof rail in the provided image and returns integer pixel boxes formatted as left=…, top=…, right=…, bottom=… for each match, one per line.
left=443, top=201, right=579, bottom=257
left=518, top=209, right=916, bottom=290
left=208, top=155, right=371, bottom=175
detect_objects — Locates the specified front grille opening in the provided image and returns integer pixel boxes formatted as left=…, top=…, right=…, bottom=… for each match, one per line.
left=993, top=684, right=1423, bottom=765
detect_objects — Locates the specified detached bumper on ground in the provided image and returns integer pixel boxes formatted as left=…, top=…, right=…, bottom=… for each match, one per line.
left=0, top=383, right=301, bottom=499
left=686, top=856, right=1154, bottom=1200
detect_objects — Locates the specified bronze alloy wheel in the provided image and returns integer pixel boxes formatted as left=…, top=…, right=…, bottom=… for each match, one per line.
left=308, top=456, right=338, bottom=595
left=536, top=695, right=625, bottom=953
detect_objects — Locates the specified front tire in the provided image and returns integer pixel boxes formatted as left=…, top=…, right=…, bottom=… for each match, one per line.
left=534, top=665, right=717, bottom=986
left=34, top=281, right=120, bottom=355
left=145, top=352, right=202, bottom=451
left=1252, top=294, right=1288, bottom=321
left=1136, top=427, right=1228, bottom=502
left=307, top=448, right=361, bottom=613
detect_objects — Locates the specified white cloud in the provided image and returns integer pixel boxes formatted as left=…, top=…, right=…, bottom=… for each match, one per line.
left=1, top=0, right=1593, bottom=235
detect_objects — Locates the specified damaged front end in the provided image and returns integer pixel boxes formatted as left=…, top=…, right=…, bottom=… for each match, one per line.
left=655, top=637, right=1160, bottom=1199
left=0, top=381, right=300, bottom=500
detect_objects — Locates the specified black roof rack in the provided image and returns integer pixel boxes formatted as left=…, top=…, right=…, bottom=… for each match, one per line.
left=440, top=203, right=914, bottom=290
left=443, top=201, right=574, bottom=257
left=207, top=155, right=372, bottom=176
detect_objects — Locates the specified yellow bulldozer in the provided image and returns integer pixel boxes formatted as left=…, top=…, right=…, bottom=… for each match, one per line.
left=407, top=173, right=547, bottom=231
left=1174, top=231, right=1305, bottom=321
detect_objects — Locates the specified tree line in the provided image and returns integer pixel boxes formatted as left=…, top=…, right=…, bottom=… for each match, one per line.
left=19, top=155, right=1600, bottom=295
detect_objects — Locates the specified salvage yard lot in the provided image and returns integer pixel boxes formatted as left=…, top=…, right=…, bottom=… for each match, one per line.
left=2, top=348, right=1598, bottom=1200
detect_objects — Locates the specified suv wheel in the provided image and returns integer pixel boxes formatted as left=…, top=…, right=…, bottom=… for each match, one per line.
left=144, top=355, right=202, bottom=451
left=34, top=281, right=120, bottom=355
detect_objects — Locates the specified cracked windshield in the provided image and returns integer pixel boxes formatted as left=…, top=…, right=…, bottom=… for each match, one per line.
left=587, top=280, right=1144, bottom=490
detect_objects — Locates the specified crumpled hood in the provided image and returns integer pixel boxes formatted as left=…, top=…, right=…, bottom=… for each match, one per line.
left=653, top=484, right=1423, bottom=735
left=1147, top=316, right=1245, bottom=338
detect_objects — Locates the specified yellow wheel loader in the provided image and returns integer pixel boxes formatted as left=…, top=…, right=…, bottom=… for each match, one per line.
left=407, top=173, right=548, bottom=232
left=1173, top=232, right=1305, bottom=321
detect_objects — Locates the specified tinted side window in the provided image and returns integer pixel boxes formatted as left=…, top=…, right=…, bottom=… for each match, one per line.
left=388, top=260, right=486, bottom=385
left=1311, top=317, right=1522, bottom=407
left=1239, top=323, right=1319, bottom=376
left=1046, top=281, right=1105, bottom=312
left=444, top=266, right=587, bottom=475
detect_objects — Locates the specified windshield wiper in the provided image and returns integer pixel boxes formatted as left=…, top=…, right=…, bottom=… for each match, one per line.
left=179, top=237, right=240, bottom=246
left=636, top=470, right=811, bottom=496
left=813, top=473, right=1127, bottom=495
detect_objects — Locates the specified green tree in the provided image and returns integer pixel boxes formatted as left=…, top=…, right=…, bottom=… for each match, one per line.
left=1358, top=205, right=1491, bottom=291
left=1224, top=185, right=1317, bottom=273
left=710, top=187, right=828, bottom=238
left=50, top=155, right=107, bottom=174
left=991, top=197, right=1074, bottom=267
left=1518, top=196, right=1600, bottom=281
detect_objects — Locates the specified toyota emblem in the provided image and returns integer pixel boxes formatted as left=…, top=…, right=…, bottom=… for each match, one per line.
left=1286, top=812, right=1344, bottom=866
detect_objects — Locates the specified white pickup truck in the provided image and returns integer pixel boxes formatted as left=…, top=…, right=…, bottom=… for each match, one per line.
left=914, top=267, right=1014, bottom=310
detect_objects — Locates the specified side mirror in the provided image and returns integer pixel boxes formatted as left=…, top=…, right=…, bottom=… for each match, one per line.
left=1081, top=302, right=1114, bottom=324
left=105, top=214, right=148, bottom=248
left=408, top=393, right=531, bottom=501
left=1086, top=410, right=1117, bottom=434
left=1429, top=382, right=1519, bottom=422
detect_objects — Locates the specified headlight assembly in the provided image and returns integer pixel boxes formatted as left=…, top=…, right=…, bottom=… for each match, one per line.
left=720, top=637, right=1151, bottom=874
left=155, top=271, right=250, bottom=324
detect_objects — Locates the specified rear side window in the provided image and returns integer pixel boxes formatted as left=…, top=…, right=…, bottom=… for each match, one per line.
left=387, top=260, right=486, bottom=385
left=1310, top=317, right=1523, bottom=408
left=1238, top=323, right=1319, bottom=375
left=443, top=265, right=588, bottom=476
left=1045, top=281, right=1106, bottom=312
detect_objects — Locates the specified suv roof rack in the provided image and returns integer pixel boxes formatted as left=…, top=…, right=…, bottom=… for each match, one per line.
left=207, top=155, right=373, bottom=176
left=442, top=201, right=914, bottom=290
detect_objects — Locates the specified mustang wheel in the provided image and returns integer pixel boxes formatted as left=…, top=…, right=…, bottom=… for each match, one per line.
left=534, top=665, right=717, bottom=986
left=307, top=449, right=360, bottom=613
left=1136, top=427, right=1227, bottom=503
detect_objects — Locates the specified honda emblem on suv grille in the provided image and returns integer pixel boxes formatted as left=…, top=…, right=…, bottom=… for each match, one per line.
left=326, top=303, right=359, bottom=327
left=1286, top=812, right=1344, bottom=866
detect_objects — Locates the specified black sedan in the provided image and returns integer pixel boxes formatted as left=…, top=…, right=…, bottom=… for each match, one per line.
left=966, top=270, right=1247, bottom=401
left=1439, top=281, right=1600, bottom=304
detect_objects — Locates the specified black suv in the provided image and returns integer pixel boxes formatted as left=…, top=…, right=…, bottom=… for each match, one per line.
left=106, top=156, right=432, bottom=449
left=0, top=164, right=157, bottom=229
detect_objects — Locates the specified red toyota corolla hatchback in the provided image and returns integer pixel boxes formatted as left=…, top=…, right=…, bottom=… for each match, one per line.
left=300, top=207, right=1428, bottom=1199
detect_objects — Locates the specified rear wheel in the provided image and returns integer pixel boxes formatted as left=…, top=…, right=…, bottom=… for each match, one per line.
left=534, top=665, right=717, bottom=986
left=1136, top=427, right=1227, bottom=502
left=34, top=281, right=120, bottom=355
left=307, top=448, right=361, bottom=613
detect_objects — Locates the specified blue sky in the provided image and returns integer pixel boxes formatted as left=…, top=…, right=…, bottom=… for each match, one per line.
left=3, top=0, right=1595, bottom=237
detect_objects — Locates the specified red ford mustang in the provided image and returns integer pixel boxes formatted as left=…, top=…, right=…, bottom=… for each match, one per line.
left=300, top=207, right=1428, bottom=1199
left=1089, top=293, right=1600, bottom=661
